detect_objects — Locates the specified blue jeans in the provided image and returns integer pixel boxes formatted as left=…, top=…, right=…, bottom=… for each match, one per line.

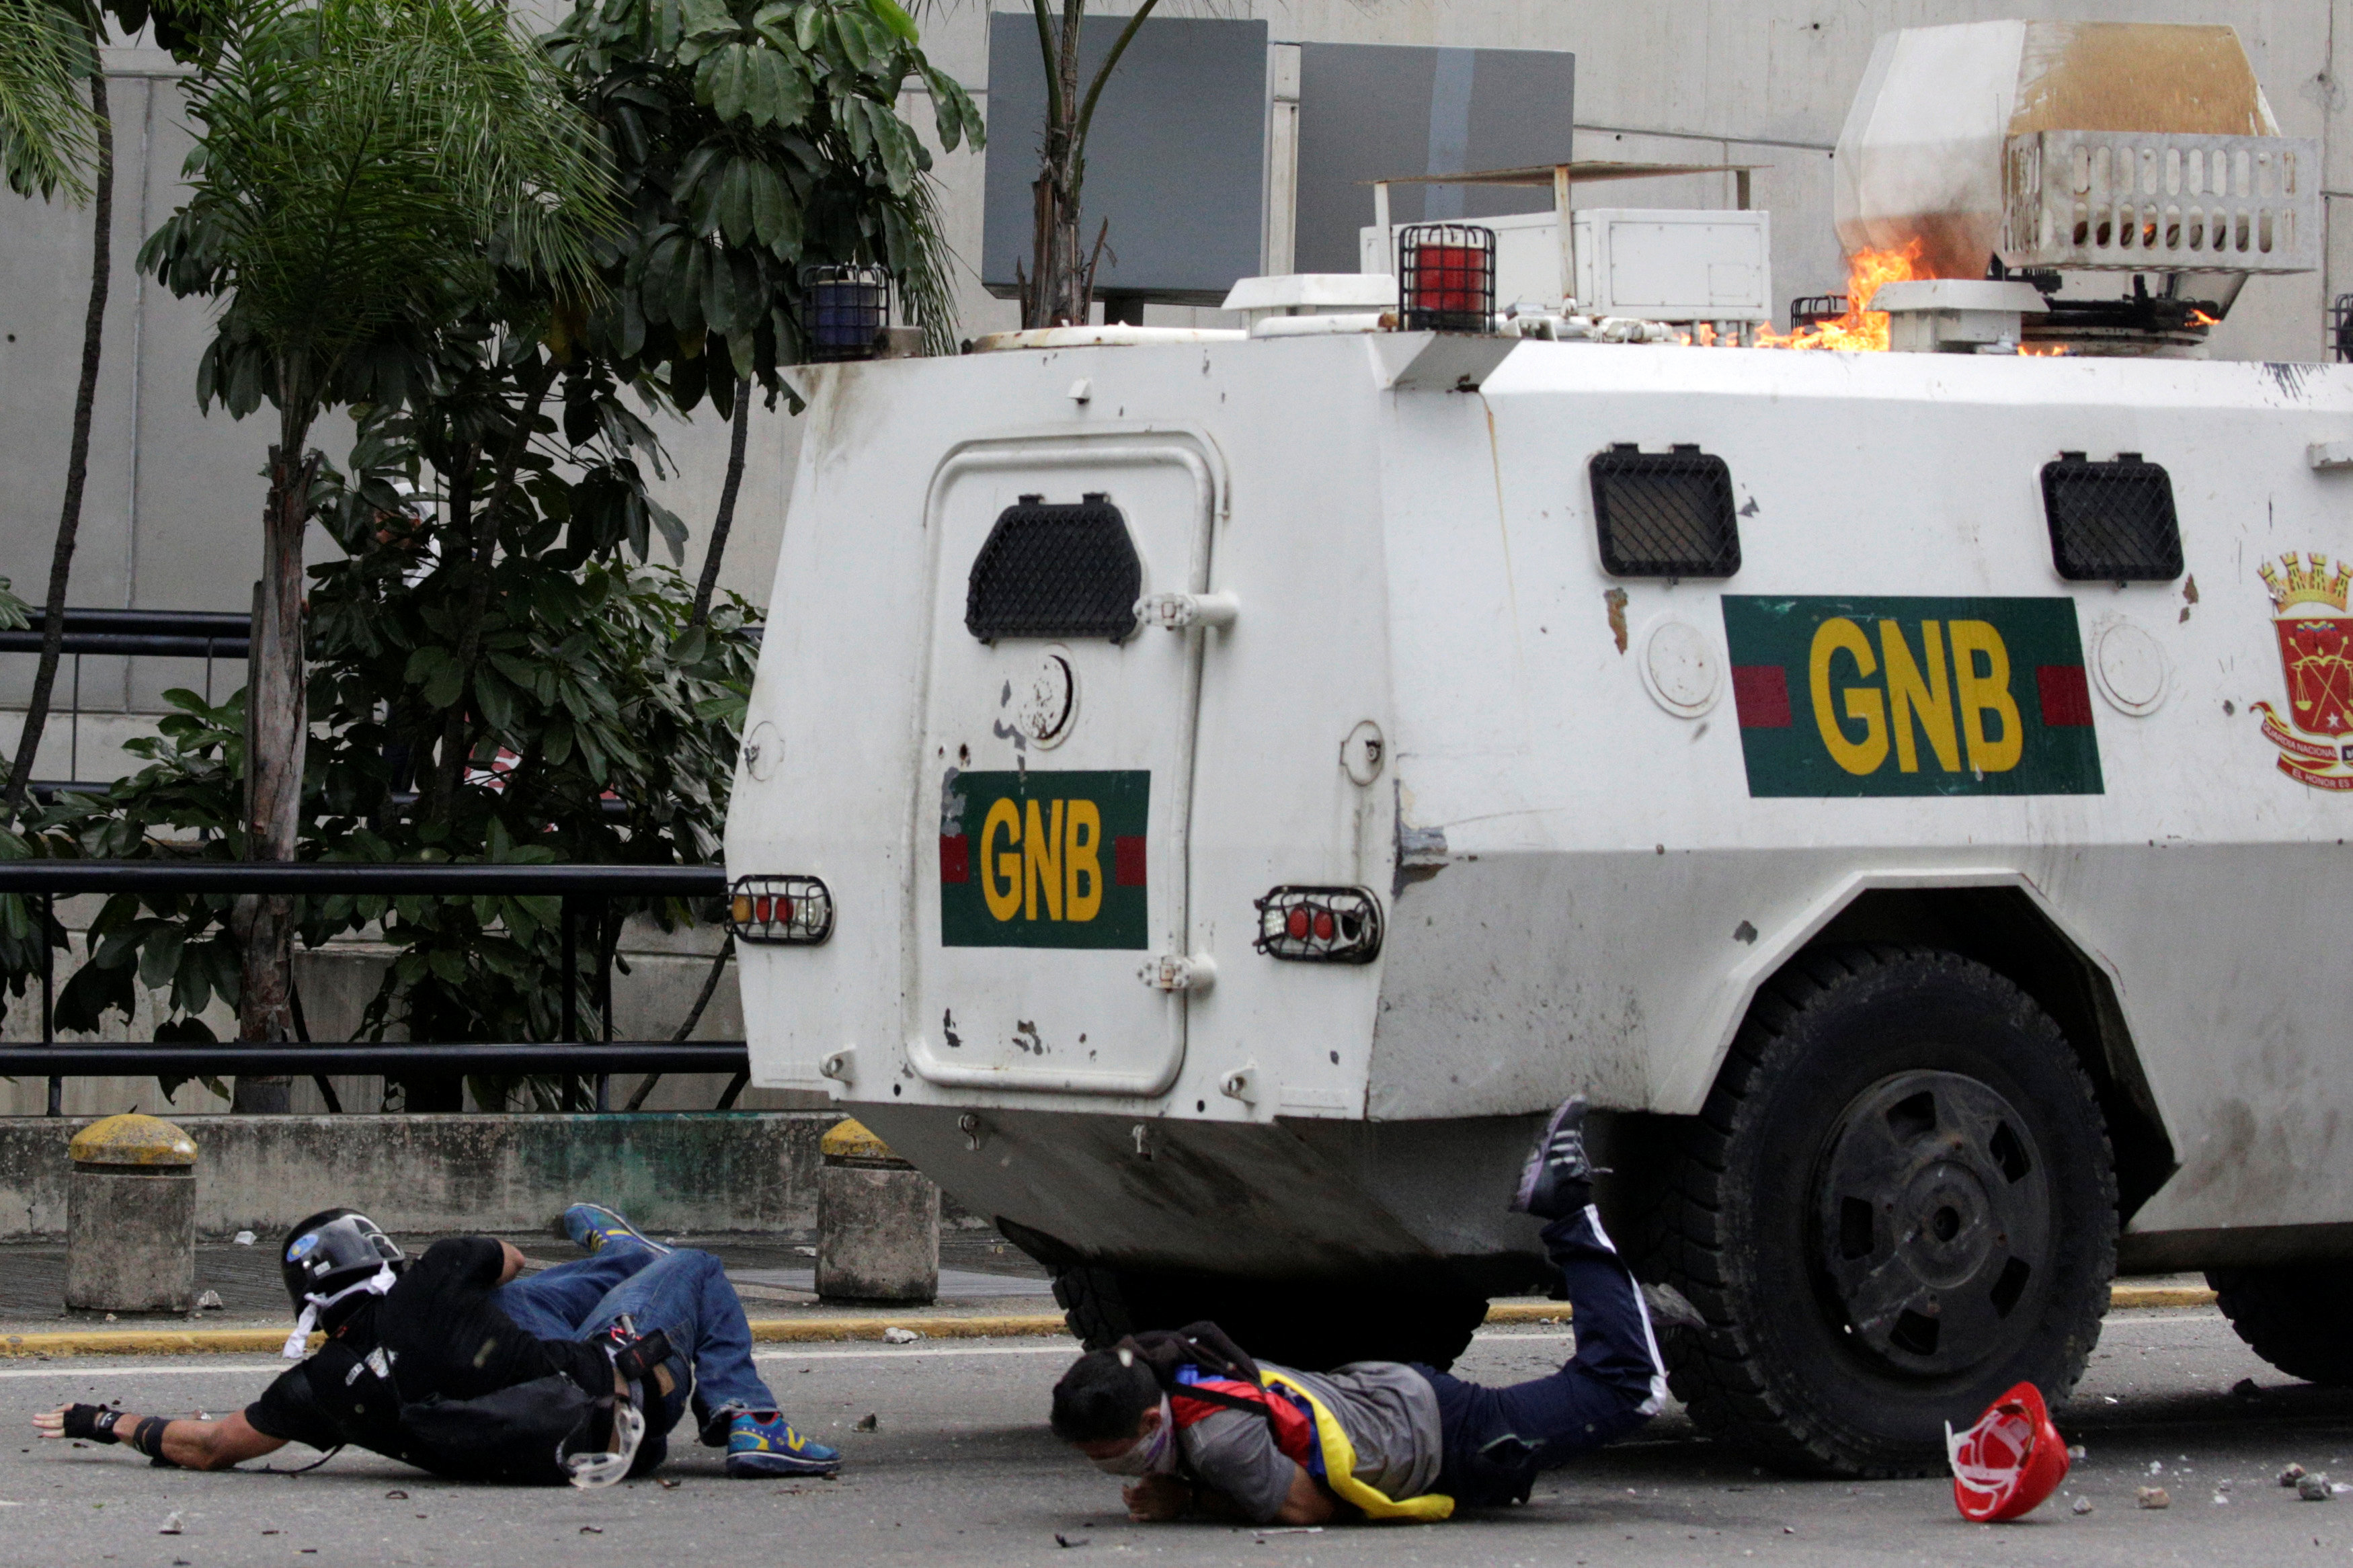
left=494, top=1241, right=779, bottom=1469
left=1414, top=1208, right=1668, bottom=1506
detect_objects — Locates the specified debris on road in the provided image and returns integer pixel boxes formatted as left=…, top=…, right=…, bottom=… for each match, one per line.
left=2299, top=1473, right=2333, bottom=1501
left=385, top=1490, right=407, bottom=1500
left=194, top=1290, right=223, bottom=1312
left=158, top=1511, right=183, bottom=1534
left=657, top=1479, right=680, bottom=1490
left=2138, top=1487, right=2171, bottom=1509
left=1053, top=1533, right=1088, bottom=1548
left=2281, top=1462, right=2308, bottom=1485
left=882, top=1327, right=920, bottom=1345
left=854, top=1413, right=879, bottom=1432
left=233, top=1231, right=255, bottom=1246
left=2071, top=1496, right=2094, bottom=1516
left=580, top=1524, right=603, bottom=1534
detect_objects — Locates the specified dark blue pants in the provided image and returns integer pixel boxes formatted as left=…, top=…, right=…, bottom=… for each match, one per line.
left=1416, top=1208, right=1667, bottom=1505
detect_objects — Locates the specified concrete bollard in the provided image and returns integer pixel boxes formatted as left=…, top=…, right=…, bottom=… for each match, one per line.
left=816, top=1118, right=939, bottom=1303
left=65, top=1114, right=198, bottom=1313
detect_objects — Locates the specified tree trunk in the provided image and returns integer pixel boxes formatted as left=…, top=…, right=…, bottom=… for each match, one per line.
left=233, top=436, right=317, bottom=1110
left=689, top=378, right=752, bottom=630
left=3, top=73, right=112, bottom=824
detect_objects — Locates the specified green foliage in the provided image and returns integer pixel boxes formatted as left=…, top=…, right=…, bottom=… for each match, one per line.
left=140, top=0, right=622, bottom=433
left=543, top=0, right=980, bottom=407
left=0, top=0, right=97, bottom=201
left=17, top=553, right=756, bottom=1063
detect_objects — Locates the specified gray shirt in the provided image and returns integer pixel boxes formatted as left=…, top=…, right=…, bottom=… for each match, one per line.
left=1176, top=1361, right=1443, bottom=1522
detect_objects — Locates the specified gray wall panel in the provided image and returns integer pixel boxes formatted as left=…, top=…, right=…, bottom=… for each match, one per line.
left=1294, top=43, right=1575, bottom=275
left=980, top=14, right=1268, bottom=303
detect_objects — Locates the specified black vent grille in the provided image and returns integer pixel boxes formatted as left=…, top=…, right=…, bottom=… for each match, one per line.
left=2040, top=453, right=2183, bottom=581
left=1590, top=445, right=1743, bottom=579
left=966, top=494, right=1142, bottom=642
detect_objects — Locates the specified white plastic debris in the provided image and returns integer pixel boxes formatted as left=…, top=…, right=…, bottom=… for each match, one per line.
left=233, top=1230, right=256, bottom=1245
left=2212, top=1491, right=2230, bottom=1505
left=2148, top=1460, right=2165, bottom=1475
left=881, top=1327, right=920, bottom=1345
left=158, top=1512, right=184, bottom=1535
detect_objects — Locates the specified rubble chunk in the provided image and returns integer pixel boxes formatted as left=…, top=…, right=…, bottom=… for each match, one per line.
left=2137, top=1487, right=2171, bottom=1510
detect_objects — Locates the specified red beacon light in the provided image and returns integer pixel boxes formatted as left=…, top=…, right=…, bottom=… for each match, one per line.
left=1254, top=886, right=1383, bottom=964
left=727, top=874, right=834, bottom=946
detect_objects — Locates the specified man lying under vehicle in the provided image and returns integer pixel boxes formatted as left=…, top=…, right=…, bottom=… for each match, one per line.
left=1049, top=1097, right=1671, bottom=1522
left=34, top=1204, right=838, bottom=1485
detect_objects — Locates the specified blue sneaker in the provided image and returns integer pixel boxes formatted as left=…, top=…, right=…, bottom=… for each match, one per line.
left=561, top=1204, right=673, bottom=1257
left=726, top=1410, right=841, bottom=1477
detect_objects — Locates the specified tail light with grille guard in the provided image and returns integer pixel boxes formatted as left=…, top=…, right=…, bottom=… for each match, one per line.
left=1254, top=886, right=1382, bottom=964
left=729, top=875, right=834, bottom=945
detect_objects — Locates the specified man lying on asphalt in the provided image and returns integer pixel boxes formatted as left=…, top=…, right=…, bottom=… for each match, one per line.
left=34, top=1204, right=839, bottom=1485
left=1050, top=1097, right=1668, bottom=1522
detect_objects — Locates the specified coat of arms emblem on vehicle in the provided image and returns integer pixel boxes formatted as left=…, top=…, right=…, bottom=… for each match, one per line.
left=2254, top=552, right=2353, bottom=789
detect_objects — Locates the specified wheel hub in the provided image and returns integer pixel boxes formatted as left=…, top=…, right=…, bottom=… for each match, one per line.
left=1814, top=1070, right=2052, bottom=1376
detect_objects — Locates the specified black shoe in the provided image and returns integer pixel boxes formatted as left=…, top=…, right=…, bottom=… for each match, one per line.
left=1511, top=1096, right=1602, bottom=1221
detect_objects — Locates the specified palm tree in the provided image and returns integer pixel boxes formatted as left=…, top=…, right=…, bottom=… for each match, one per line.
left=140, top=0, right=616, bottom=1087
left=1021, top=0, right=1158, bottom=328
left=0, top=0, right=95, bottom=201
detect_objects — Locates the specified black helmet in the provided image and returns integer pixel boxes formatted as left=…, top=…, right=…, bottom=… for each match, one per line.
left=280, top=1208, right=404, bottom=1311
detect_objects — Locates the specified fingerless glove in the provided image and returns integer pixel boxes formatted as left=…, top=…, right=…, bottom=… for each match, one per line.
left=60, top=1404, right=123, bottom=1443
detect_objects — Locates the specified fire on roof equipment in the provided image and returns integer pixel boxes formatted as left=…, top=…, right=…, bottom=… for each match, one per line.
left=1397, top=223, right=1495, bottom=332
left=1790, top=295, right=1847, bottom=330
left=1834, top=22, right=2317, bottom=356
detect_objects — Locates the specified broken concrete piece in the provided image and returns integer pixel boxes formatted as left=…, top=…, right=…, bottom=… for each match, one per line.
left=2137, top=1487, right=2171, bottom=1509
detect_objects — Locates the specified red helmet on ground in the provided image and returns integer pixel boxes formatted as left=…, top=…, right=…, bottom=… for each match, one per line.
left=1947, top=1381, right=2070, bottom=1522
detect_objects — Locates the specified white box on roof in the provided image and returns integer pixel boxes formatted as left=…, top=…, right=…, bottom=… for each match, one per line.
left=1359, top=207, right=1771, bottom=321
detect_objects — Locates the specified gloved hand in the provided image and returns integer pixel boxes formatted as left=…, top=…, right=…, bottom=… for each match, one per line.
left=58, top=1404, right=124, bottom=1443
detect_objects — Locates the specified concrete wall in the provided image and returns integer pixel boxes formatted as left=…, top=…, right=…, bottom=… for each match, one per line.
left=0, top=1110, right=838, bottom=1239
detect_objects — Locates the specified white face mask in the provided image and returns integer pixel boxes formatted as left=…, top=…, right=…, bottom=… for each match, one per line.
left=1088, top=1396, right=1177, bottom=1477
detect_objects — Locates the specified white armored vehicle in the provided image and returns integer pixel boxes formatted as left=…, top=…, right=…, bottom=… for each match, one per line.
left=726, top=22, right=2353, bottom=1474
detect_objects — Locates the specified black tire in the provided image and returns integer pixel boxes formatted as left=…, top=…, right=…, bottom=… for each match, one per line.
left=1051, top=1263, right=1485, bottom=1372
left=2208, top=1265, right=2353, bottom=1385
left=1650, top=944, right=2117, bottom=1476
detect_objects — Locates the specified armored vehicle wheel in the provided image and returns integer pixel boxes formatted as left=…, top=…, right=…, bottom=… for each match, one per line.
left=2207, top=1265, right=2353, bottom=1385
left=1652, top=944, right=2117, bottom=1476
left=1050, top=1263, right=1486, bottom=1372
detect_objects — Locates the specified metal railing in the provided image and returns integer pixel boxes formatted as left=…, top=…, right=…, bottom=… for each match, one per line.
left=0, top=861, right=742, bottom=1116
left=1, top=609, right=253, bottom=786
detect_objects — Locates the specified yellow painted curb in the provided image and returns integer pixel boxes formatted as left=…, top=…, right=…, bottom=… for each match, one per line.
left=750, top=1313, right=1069, bottom=1344
left=2112, top=1284, right=2218, bottom=1309
left=0, top=1328, right=320, bottom=1358
left=0, top=1283, right=2219, bottom=1359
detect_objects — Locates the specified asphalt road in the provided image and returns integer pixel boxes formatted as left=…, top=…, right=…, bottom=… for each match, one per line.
left=6, top=1307, right=2352, bottom=1567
